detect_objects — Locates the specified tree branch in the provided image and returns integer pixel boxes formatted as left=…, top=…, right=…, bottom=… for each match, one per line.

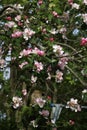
left=65, top=65, right=87, bottom=87
left=57, top=42, right=82, bottom=58
left=0, top=5, right=22, bottom=18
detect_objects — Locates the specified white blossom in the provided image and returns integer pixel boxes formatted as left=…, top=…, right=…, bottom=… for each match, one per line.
left=12, top=96, right=22, bottom=109
left=23, top=28, right=35, bottom=40
left=66, top=98, right=81, bottom=112
left=72, top=3, right=80, bottom=9
left=53, top=45, right=64, bottom=56
left=82, top=13, right=87, bottom=24
left=83, top=0, right=87, bottom=5
left=49, top=28, right=58, bottom=34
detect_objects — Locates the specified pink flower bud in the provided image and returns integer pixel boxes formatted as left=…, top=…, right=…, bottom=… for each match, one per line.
left=6, top=16, right=12, bottom=21
left=80, top=38, right=87, bottom=46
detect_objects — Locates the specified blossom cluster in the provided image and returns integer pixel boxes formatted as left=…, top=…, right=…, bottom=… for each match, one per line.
left=1, top=0, right=87, bottom=128
left=12, top=96, right=22, bottom=109
left=19, top=47, right=45, bottom=58
left=5, top=15, right=35, bottom=40
left=80, top=37, right=87, bottom=46
left=66, top=98, right=81, bottom=112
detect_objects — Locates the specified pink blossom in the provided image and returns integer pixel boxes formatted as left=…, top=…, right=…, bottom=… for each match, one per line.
left=80, top=37, right=87, bottom=46
left=68, top=0, right=73, bottom=5
left=15, top=15, right=21, bottom=21
left=35, top=98, right=46, bottom=108
left=18, top=21, right=23, bottom=26
left=6, top=16, right=12, bottom=21
left=39, top=110, right=49, bottom=117
left=34, top=61, right=43, bottom=72
left=52, top=11, right=59, bottom=18
left=38, top=0, right=43, bottom=5
left=47, top=96, right=51, bottom=100
left=32, top=47, right=45, bottom=56
left=11, top=31, right=23, bottom=38
left=22, top=89, right=27, bottom=96
left=49, top=37, right=54, bottom=42
left=19, top=49, right=32, bottom=58
left=55, top=70, right=63, bottom=83
left=19, top=62, right=28, bottom=69
left=69, top=120, right=75, bottom=125
left=5, top=21, right=17, bottom=28
left=58, top=55, right=69, bottom=70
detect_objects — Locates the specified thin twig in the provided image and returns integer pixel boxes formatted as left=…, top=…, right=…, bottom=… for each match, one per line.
left=65, top=65, right=87, bottom=87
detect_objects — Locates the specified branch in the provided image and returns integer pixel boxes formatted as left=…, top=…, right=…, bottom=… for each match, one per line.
left=0, top=5, right=22, bottom=18
left=65, top=65, right=87, bottom=87
left=0, top=5, right=29, bottom=28
left=57, top=42, right=82, bottom=58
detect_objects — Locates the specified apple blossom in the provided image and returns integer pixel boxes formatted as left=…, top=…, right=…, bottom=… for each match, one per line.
left=32, top=47, right=45, bottom=56
left=19, top=49, right=32, bottom=58
left=34, top=61, right=43, bottom=72
left=5, top=21, right=17, bottom=28
left=52, top=11, right=59, bottom=18
left=38, top=0, right=43, bottom=5
left=82, top=13, right=87, bottom=24
left=31, top=75, right=37, bottom=83
left=69, top=120, right=75, bottom=125
left=68, top=0, right=73, bottom=5
left=12, top=96, right=22, bottom=109
left=55, top=70, right=63, bottom=83
left=15, top=15, right=21, bottom=21
left=72, top=3, right=80, bottom=9
left=66, top=98, right=81, bottom=112
left=5, top=16, right=12, bottom=21
left=35, top=98, right=46, bottom=108
left=11, top=31, right=23, bottom=38
left=58, top=55, right=69, bottom=70
left=22, top=89, right=27, bottom=96
left=53, top=45, right=64, bottom=56
left=19, top=62, right=28, bottom=69
left=80, top=37, right=87, bottom=46
left=83, top=0, right=87, bottom=5
left=23, top=28, right=35, bottom=40
left=39, top=110, right=49, bottom=117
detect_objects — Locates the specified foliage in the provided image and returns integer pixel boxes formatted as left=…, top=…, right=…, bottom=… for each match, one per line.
left=0, top=0, right=87, bottom=130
